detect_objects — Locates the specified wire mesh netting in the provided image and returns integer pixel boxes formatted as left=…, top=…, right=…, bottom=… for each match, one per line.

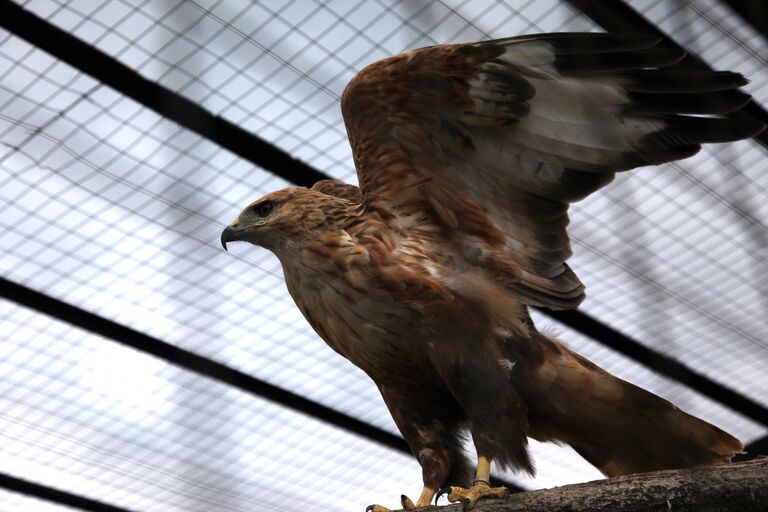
left=0, top=300, right=422, bottom=512
left=1, top=1, right=767, bottom=511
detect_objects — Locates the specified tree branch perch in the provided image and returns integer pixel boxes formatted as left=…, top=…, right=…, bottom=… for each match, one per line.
left=409, top=458, right=768, bottom=512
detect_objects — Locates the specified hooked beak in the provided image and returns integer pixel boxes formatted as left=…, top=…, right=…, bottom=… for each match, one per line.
left=220, top=225, right=241, bottom=251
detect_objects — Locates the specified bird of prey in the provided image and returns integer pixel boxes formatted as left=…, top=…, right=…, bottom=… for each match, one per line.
left=221, top=33, right=762, bottom=511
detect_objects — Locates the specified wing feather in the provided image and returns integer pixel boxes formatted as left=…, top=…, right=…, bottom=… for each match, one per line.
left=311, top=179, right=362, bottom=203
left=341, top=32, right=765, bottom=309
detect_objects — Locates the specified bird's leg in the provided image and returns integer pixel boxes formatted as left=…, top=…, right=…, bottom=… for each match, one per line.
left=424, top=328, right=531, bottom=510
left=365, top=386, right=466, bottom=512
left=436, top=455, right=509, bottom=510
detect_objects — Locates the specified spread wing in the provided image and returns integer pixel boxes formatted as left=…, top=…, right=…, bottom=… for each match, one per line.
left=341, top=33, right=764, bottom=310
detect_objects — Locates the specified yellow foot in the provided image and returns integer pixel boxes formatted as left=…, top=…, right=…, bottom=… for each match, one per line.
left=436, top=482, right=510, bottom=510
left=366, top=494, right=428, bottom=512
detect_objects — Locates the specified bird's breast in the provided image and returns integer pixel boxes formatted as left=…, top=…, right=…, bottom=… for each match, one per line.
left=281, top=243, right=435, bottom=380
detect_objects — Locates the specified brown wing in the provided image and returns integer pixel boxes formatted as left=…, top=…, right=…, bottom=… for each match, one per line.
left=341, top=33, right=764, bottom=309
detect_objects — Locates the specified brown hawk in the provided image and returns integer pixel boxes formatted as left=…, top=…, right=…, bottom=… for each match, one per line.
left=221, top=33, right=762, bottom=511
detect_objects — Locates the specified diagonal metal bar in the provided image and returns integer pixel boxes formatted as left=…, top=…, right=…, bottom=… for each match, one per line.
left=0, top=0, right=326, bottom=187
left=0, top=0, right=765, bottom=430
left=564, top=0, right=768, bottom=152
left=720, top=0, right=768, bottom=40
left=734, top=433, right=768, bottom=462
left=0, top=472, right=138, bottom=512
left=0, top=276, right=409, bottom=454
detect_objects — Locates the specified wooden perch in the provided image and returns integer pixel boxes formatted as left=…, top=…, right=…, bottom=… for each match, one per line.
left=411, top=458, right=768, bottom=512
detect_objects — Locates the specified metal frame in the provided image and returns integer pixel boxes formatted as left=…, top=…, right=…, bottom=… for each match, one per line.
left=0, top=0, right=325, bottom=187
left=0, top=473, right=137, bottom=512
left=720, top=0, right=768, bottom=40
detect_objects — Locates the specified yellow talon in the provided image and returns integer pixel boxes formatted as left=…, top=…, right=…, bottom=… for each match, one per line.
left=366, top=486, right=437, bottom=511
left=436, top=481, right=510, bottom=510
left=401, top=495, right=416, bottom=509
left=365, top=504, right=391, bottom=512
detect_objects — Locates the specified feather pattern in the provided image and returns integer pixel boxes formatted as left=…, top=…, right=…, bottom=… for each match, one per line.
left=341, top=32, right=764, bottom=309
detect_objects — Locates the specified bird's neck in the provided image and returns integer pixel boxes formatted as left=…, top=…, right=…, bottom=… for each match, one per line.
left=271, top=202, right=368, bottom=262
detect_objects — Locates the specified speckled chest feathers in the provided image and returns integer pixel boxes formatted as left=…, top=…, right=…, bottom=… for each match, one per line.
left=279, top=203, right=475, bottom=383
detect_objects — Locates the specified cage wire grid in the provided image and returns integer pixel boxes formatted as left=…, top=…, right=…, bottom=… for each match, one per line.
left=0, top=0, right=767, bottom=511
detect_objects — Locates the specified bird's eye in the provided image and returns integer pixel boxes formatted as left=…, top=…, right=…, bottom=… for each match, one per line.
left=255, top=200, right=274, bottom=217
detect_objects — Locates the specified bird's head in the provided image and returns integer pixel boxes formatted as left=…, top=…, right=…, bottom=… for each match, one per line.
left=220, top=186, right=357, bottom=254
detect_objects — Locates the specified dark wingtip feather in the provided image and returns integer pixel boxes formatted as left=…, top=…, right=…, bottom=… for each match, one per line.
left=556, top=47, right=686, bottom=74
left=527, top=33, right=662, bottom=54
left=636, top=145, right=701, bottom=166
left=750, top=120, right=767, bottom=137
left=486, top=32, right=662, bottom=53
left=644, top=115, right=765, bottom=148
left=626, top=90, right=753, bottom=115
left=617, top=70, right=750, bottom=93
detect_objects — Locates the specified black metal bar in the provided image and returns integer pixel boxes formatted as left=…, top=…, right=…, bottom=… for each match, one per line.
left=0, top=276, right=409, bottom=454
left=716, top=0, right=768, bottom=42
left=0, top=0, right=765, bottom=429
left=0, top=0, right=326, bottom=187
left=0, top=473, right=137, bottom=512
left=740, top=435, right=768, bottom=461
left=546, top=309, right=768, bottom=426
left=734, top=433, right=768, bottom=461
left=564, top=0, right=768, bottom=152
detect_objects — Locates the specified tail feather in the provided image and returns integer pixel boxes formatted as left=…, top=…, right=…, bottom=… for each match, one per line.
left=516, top=334, right=743, bottom=477
left=579, top=380, right=743, bottom=476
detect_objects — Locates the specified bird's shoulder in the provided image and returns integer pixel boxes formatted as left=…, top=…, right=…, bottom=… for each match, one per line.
left=291, top=213, right=452, bottom=304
